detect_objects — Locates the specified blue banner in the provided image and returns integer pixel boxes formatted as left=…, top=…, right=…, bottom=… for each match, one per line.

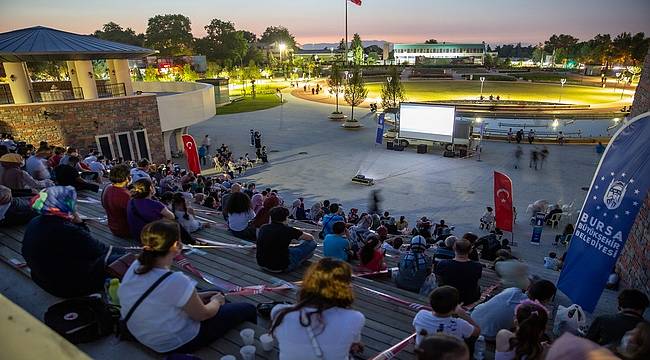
left=375, top=113, right=385, bottom=145
left=557, top=112, right=650, bottom=312
left=530, top=212, right=545, bottom=245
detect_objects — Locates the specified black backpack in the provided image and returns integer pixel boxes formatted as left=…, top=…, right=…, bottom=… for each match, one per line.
left=44, top=295, right=120, bottom=344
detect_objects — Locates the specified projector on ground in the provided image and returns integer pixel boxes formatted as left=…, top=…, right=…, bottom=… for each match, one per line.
left=352, top=174, right=374, bottom=186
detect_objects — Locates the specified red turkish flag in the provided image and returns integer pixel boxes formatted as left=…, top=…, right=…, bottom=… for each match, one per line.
left=181, top=134, right=201, bottom=175
left=349, top=0, right=362, bottom=5
left=494, top=171, right=513, bottom=232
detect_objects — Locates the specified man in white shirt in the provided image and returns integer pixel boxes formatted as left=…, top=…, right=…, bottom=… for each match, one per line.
left=25, top=147, right=51, bottom=180
left=201, top=135, right=211, bottom=154
left=88, top=155, right=108, bottom=177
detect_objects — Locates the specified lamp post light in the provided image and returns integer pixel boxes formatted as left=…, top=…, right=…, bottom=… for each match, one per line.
left=559, top=78, right=566, bottom=103
left=387, top=76, right=395, bottom=108
left=479, top=76, right=486, bottom=98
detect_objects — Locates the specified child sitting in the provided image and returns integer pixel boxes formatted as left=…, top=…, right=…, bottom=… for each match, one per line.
left=358, top=235, right=386, bottom=272
left=544, top=252, right=561, bottom=271
left=413, top=285, right=480, bottom=345
left=172, top=193, right=209, bottom=233
left=381, top=237, right=403, bottom=255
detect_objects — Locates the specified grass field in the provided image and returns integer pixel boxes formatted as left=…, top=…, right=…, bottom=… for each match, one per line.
left=364, top=80, right=632, bottom=105
left=215, top=94, right=283, bottom=116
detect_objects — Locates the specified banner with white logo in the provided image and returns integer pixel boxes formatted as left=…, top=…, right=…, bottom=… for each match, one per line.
left=557, top=112, right=650, bottom=312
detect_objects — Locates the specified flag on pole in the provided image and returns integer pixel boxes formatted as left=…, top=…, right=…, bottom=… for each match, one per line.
left=181, top=134, right=201, bottom=175
left=349, top=0, right=362, bottom=5
left=494, top=171, right=514, bottom=232
left=557, top=111, right=650, bottom=312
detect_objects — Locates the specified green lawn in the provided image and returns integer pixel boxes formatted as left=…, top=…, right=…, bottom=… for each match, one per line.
left=365, top=80, right=631, bottom=105
left=215, top=94, right=283, bottom=115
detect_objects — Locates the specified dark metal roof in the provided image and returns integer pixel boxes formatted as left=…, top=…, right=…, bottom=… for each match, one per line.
left=0, top=26, right=155, bottom=62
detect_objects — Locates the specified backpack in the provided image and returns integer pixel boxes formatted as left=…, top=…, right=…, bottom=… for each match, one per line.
left=44, top=294, right=120, bottom=344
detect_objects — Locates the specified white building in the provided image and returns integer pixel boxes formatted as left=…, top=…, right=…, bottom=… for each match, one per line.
left=394, top=43, right=485, bottom=65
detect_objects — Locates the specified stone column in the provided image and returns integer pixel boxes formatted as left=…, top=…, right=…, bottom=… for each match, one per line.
left=73, top=60, right=98, bottom=99
left=162, top=130, right=175, bottom=160
left=107, top=59, right=117, bottom=84
left=2, top=62, right=32, bottom=104
left=66, top=61, right=80, bottom=88
left=113, top=59, right=134, bottom=96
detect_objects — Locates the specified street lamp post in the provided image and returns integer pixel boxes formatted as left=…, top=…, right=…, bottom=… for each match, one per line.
left=387, top=76, right=393, bottom=108
left=480, top=76, right=486, bottom=98
left=559, top=78, right=566, bottom=103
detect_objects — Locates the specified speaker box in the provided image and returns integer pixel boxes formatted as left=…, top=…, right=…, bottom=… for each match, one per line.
left=443, top=150, right=456, bottom=158
left=417, top=144, right=427, bottom=154
left=387, top=141, right=394, bottom=150
left=393, top=145, right=404, bottom=151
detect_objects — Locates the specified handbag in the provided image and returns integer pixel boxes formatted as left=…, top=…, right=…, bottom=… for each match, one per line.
left=318, top=216, right=336, bottom=240
left=118, top=271, right=173, bottom=341
left=44, top=294, right=120, bottom=344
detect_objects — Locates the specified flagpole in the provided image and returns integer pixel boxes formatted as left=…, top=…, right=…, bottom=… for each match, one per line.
left=345, top=0, right=348, bottom=64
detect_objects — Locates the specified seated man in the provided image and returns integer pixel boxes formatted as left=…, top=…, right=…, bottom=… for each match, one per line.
left=545, top=204, right=563, bottom=224
left=432, top=236, right=456, bottom=264
left=474, top=228, right=504, bottom=261
left=256, top=206, right=317, bottom=272
left=471, top=279, right=557, bottom=341
left=433, top=219, right=448, bottom=238
left=0, top=153, right=53, bottom=195
left=395, top=235, right=432, bottom=293
left=101, top=164, right=131, bottom=238
left=435, top=236, right=483, bottom=305
left=54, top=156, right=99, bottom=192
left=323, top=221, right=351, bottom=261
left=0, top=185, right=37, bottom=227
left=320, top=203, right=345, bottom=238
left=129, top=158, right=151, bottom=184
left=586, top=289, right=649, bottom=346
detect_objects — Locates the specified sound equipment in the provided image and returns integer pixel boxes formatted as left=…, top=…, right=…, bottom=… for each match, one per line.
left=443, top=150, right=456, bottom=158
left=417, top=144, right=427, bottom=154
left=387, top=141, right=394, bottom=150
left=351, top=175, right=375, bottom=186
left=393, top=145, right=404, bottom=151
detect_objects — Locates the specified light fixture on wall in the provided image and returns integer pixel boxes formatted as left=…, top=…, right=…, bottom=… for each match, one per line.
left=88, top=72, right=93, bottom=78
left=70, top=69, right=75, bottom=76
left=9, top=74, right=16, bottom=82
left=93, top=121, right=99, bottom=129
left=43, top=110, right=60, bottom=120
left=111, top=69, right=116, bottom=76
left=136, top=121, right=144, bottom=130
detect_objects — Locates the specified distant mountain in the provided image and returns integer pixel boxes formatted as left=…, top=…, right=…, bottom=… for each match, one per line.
left=300, top=40, right=392, bottom=50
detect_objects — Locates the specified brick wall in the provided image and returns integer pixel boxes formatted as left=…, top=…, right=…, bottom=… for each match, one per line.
left=630, top=48, right=650, bottom=118
left=0, top=94, right=165, bottom=163
left=617, top=48, right=650, bottom=294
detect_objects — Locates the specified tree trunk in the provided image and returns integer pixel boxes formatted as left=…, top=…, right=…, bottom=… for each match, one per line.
left=336, top=92, right=339, bottom=112
left=351, top=104, right=355, bottom=121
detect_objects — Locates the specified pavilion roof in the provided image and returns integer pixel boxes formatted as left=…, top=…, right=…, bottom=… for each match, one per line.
left=0, top=26, right=155, bottom=62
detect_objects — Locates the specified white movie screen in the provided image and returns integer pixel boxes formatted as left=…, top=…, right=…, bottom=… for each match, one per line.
left=399, top=103, right=455, bottom=142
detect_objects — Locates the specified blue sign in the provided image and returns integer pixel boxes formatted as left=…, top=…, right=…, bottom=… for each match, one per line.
left=557, top=113, right=650, bottom=312
left=530, top=212, right=545, bottom=245
left=375, top=113, right=385, bottom=145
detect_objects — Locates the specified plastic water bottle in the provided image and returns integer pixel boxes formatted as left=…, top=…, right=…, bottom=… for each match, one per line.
left=474, top=335, right=485, bottom=360
left=107, top=278, right=120, bottom=306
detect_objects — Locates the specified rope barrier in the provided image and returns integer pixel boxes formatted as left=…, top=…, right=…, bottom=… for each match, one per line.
left=370, top=333, right=416, bottom=360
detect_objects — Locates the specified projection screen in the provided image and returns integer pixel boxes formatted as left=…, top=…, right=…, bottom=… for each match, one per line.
left=399, top=103, right=456, bottom=142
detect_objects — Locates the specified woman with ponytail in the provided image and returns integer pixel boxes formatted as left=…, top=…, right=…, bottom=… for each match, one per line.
left=118, top=220, right=256, bottom=353
left=495, top=300, right=549, bottom=360
left=270, top=258, right=365, bottom=359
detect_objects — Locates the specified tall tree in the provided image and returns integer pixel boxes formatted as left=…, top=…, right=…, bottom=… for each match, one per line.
left=424, top=39, right=438, bottom=44
left=327, top=63, right=344, bottom=113
left=145, top=14, right=193, bottom=56
left=337, top=38, right=346, bottom=51
left=259, top=26, right=297, bottom=50
left=544, top=34, right=578, bottom=63
left=344, top=66, right=368, bottom=121
left=351, top=33, right=363, bottom=65
left=93, top=22, right=144, bottom=46
left=380, top=66, right=406, bottom=110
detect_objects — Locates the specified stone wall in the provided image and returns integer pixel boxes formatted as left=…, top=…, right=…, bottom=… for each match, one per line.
left=616, top=48, right=650, bottom=294
left=0, top=94, right=165, bottom=163
left=617, top=193, right=650, bottom=293
left=630, top=49, right=650, bottom=118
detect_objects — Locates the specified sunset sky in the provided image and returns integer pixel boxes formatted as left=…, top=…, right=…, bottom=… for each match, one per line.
left=1, top=0, right=649, bottom=46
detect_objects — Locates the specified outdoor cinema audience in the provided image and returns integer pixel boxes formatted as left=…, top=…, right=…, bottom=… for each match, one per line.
left=118, top=220, right=256, bottom=353
left=495, top=300, right=550, bottom=360
left=435, top=236, right=483, bottom=305
left=415, top=333, right=470, bottom=360
left=0, top=184, right=37, bottom=227
left=586, top=289, right=649, bottom=347
left=101, top=164, right=131, bottom=238
left=323, top=221, right=352, bottom=261
left=395, top=235, right=432, bottom=293
left=225, top=191, right=257, bottom=241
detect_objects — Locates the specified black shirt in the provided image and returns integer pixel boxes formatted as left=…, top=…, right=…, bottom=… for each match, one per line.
left=586, top=311, right=645, bottom=346
left=435, top=259, right=483, bottom=305
left=256, top=222, right=303, bottom=271
left=22, top=216, right=110, bottom=298
left=54, top=164, right=80, bottom=186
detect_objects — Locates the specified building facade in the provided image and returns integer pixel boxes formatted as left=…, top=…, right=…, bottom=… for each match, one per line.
left=394, top=43, right=485, bottom=65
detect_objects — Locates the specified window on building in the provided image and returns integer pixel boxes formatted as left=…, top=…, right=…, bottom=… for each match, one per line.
left=133, top=129, right=151, bottom=161
left=115, top=132, right=134, bottom=161
left=95, top=135, right=115, bottom=161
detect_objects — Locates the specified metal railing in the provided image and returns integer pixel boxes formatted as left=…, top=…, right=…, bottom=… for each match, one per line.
left=29, top=87, right=84, bottom=102
left=97, top=82, right=126, bottom=98
left=0, top=84, right=13, bottom=104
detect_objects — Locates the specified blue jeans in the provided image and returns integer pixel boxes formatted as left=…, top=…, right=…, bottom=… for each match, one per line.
left=286, top=240, right=317, bottom=271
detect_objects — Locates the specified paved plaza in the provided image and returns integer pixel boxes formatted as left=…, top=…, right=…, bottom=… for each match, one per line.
left=190, top=92, right=622, bottom=315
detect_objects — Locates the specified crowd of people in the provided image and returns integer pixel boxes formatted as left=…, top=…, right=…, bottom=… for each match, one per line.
left=1, top=132, right=648, bottom=360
